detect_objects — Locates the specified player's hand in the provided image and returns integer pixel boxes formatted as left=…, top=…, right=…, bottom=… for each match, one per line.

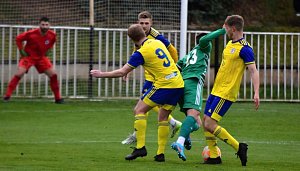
left=122, top=73, right=130, bottom=81
left=122, top=75, right=127, bottom=81
left=90, top=70, right=104, bottom=78
left=46, top=50, right=52, bottom=57
left=223, top=24, right=228, bottom=34
left=19, top=50, right=28, bottom=57
left=253, top=93, right=260, bottom=110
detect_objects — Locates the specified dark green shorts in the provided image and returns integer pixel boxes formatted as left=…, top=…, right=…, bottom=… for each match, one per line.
left=178, top=78, right=204, bottom=113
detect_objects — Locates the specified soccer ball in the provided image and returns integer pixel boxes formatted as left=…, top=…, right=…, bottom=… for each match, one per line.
left=202, top=146, right=221, bottom=161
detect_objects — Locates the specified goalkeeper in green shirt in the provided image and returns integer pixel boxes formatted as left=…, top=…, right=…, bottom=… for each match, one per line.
left=171, top=28, right=226, bottom=161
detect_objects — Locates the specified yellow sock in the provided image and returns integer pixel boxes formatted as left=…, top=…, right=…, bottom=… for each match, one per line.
left=157, top=121, right=169, bottom=155
left=213, top=125, right=239, bottom=151
left=204, top=131, right=219, bottom=158
left=152, top=106, right=159, bottom=113
left=134, top=114, right=147, bottom=149
left=168, top=114, right=173, bottom=122
left=145, top=112, right=150, bottom=117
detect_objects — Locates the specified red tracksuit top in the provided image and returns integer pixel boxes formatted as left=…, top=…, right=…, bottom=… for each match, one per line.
left=16, top=28, right=56, bottom=59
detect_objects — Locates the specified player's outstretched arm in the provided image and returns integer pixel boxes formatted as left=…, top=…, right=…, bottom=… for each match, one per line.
left=90, top=64, right=133, bottom=78
left=247, top=63, right=260, bottom=110
left=167, top=44, right=178, bottom=63
left=199, top=28, right=226, bottom=49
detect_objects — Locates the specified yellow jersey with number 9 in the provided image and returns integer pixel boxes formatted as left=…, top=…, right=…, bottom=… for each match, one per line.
left=144, top=27, right=172, bottom=82
left=127, top=39, right=184, bottom=88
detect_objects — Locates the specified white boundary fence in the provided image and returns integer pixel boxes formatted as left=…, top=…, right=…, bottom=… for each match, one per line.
left=1, top=25, right=300, bottom=102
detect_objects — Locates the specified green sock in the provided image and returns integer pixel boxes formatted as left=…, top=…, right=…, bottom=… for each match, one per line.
left=192, top=122, right=199, bottom=132
left=178, top=116, right=197, bottom=138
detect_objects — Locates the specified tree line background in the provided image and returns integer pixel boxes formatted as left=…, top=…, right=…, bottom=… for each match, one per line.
left=0, top=0, right=299, bottom=31
left=188, top=0, right=300, bottom=31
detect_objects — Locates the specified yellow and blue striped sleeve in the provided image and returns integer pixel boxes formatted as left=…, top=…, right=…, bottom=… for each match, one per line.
left=127, top=51, right=145, bottom=68
left=240, top=46, right=255, bottom=65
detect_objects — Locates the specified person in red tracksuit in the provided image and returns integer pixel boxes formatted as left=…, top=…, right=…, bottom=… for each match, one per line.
left=4, top=16, right=63, bottom=104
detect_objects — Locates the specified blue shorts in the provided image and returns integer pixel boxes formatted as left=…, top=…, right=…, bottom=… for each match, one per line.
left=142, top=86, right=184, bottom=111
left=204, top=94, right=233, bottom=122
left=141, top=80, right=153, bottom=94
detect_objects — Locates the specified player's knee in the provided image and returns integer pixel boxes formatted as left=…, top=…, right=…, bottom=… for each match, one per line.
left=158, top=114, right=169, bottom=122
left=187, top=109, right=200, bottom=118
left=133, top=107, right=147, bottom=116
left=203, top=117, right=216, bottom=133
left=15, top=67, right=27, bottom=78
left=50, top=74, right=57, bottom=79
left=15, top=72, right=25, bottom=78
left=45, top=69, right=57, bottom=77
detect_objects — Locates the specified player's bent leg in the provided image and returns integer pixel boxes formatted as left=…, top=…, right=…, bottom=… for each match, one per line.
left=122, top=111, right=151, bottom=145
left=125, top=100, right=151, bottom=161
left=155, top=107, right=172, bottom=162
left=179, top=116, right=197, bottom=151
left=174, top=111, right=199, bottom=151
left=169, top=114, right=182, bottom=138
left=204, top=116, right=244, bottom=165
left=125, top=113, right=147, bottom=160
left=49, top=74, right=62, bottom=103
left=4, top=67, right=27, bottom=101
left=213, top=125, right=239, bottom=151
left=44, top=68, right=63, bottom=103
left=156, top=120, right=169, bottom=162
left=4, top=75, right=21, bottom=101
left=171, top=115, right=196, bottom=161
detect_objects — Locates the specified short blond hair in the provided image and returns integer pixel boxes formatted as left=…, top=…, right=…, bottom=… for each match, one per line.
left=127, top=24, right=146, bottom=42
left=225, top=15, right=244, bottom=31
left=138, top=11, right=152, bottom=20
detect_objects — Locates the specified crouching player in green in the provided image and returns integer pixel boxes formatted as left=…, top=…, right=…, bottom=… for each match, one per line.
left=171, top=28, right=226, bottom=161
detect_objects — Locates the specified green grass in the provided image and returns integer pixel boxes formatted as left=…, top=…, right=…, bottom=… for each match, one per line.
left=1, top=100, right=300, bottom=171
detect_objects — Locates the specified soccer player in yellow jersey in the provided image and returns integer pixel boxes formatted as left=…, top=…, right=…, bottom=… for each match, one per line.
left=90, top=24, right=184, bottom=162
left=202, top=15, right=260, bottom=166
left=121, top=11, right=182, bottom=145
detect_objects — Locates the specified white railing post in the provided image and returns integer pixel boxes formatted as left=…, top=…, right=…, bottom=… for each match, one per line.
left=0, top=25, right=299, bottom=101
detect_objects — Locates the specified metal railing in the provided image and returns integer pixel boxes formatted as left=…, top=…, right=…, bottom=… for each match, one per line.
left=1, top=25, right=299, bottom=101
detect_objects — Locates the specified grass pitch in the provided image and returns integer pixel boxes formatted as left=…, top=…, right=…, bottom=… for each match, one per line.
left=0, top=99, right=300, bottom=171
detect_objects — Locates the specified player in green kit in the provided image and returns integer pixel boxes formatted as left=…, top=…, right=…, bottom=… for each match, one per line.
left=171, top=28, right=226, bottom=161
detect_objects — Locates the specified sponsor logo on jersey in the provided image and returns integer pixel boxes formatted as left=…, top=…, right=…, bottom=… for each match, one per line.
left=230, top=48, right=236, bottom=54
left=165, top=71, right=178, bottom=80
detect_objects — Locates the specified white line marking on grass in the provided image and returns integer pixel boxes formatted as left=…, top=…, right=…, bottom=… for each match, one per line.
left=234, top=108, right=300, bottom=113
left=4, top=140, right=300, bottom=146
left=246, top=140, right=300, bottom=145
left=1, top=108, right=129, bottom=113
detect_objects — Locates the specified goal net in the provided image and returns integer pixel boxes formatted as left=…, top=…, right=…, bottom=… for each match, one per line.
left=0, top=0, right=181, bottom=99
